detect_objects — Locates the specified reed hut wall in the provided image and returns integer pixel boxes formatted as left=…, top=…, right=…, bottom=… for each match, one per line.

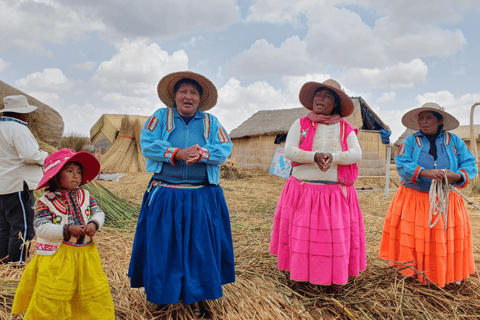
left=0, top=80, right=64, bottom=147
left=230, top=97, right=389, bottom=176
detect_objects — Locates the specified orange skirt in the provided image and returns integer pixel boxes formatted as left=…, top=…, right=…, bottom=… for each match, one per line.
left=379, top=186, right=475, bottom=287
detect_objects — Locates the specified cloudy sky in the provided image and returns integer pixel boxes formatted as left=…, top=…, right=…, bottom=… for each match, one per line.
left=1, top=0, right=479, bottom=143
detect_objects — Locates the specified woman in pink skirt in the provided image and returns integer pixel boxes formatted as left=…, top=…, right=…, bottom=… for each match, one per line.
left=270, top=79, right=366, bottom=285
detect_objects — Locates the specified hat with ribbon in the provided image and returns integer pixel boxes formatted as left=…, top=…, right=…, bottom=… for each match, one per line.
left=157, top=71, right=218, bottom=112
left=36, top=148, right=100, bottom=190
left=401, top=102, right=459, bottom=131
left=299, top=79, right=354, bottom=117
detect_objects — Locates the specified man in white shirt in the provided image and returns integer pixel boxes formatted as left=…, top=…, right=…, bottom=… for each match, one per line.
left=0, top=95, right=48, bottom=264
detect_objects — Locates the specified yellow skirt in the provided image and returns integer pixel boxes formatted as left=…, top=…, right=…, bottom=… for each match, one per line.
left=379, top=186, right=475, bottom=287
left=12, top=242, right=115, bottom=320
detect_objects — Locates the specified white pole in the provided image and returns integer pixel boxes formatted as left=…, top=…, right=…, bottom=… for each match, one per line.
left=384, top=145, right=391, bottom=199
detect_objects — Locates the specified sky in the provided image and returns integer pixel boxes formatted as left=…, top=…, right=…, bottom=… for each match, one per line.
left=1, top=0, right=480, bottom=143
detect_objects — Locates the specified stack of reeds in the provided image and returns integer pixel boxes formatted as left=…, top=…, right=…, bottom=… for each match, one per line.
left=0, top=80, right=64, bottom=147
left=100, top=116, right=147, bottom=173
left=220, top=156, right=247, bottom=180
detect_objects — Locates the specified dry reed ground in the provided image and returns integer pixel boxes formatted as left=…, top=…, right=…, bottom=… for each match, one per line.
left=2, top=166, right=480, bottom=319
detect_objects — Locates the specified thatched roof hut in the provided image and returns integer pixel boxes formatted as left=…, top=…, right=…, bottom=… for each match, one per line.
left=230, top=97, right=390, bottom=176
left=0, top=80, right=64, bottom=147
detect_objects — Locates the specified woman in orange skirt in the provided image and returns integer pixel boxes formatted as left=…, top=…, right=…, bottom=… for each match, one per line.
left=379, top=102, right=478, bottom=287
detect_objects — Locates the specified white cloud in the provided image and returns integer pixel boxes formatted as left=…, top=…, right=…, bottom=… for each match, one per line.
left=61, top=0, right=240, bottom=39
left=181, top=36, right=205, bottom=47
left=90, top=40, right=189, bottom=96
left=211, top=77, right=297, bottom=133
left=246, top=1, right=468, bottom=69
left=452, top=66, right=466, bottom=76
left=0, top=0, right=104, bottom=55
left=376, top=91, right=396, bottom=104
left=245, top=0, right=314, bottom=24
left=281, top=73, right=331, bottom=98
left=0, top=57, right=10, bottom=72
left=226, top=36, right=311, bottom=78
left=15, top=68, right=74, bottom=92
left=344, top=59, right=428, bottom=89
left=72, top=61, right=98, bottom=71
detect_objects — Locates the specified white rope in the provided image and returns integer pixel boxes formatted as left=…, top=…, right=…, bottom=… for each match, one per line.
left=428, top=170, right=450, bottom=229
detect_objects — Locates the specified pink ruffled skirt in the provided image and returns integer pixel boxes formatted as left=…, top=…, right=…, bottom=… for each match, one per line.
left=270, top=176, right=366, bottom=285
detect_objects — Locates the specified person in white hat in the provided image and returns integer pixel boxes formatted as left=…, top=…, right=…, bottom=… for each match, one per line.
left=379, top=102, right=478, bottom=287
left=0, top=95, right=48, bottom=265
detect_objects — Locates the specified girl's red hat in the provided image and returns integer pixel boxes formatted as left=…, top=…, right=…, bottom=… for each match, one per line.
left=36, top=148, right=100, bottom=190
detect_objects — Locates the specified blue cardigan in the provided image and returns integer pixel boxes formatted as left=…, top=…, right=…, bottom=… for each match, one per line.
left=396, top=130, right=477, bottom=192
left=140, top=107, right=232, bottom=185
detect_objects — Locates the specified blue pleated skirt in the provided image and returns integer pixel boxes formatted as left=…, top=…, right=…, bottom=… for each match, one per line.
left=128, top=180, right=235, bottom=305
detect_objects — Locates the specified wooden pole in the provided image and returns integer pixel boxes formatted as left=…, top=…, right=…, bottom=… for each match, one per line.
left=470, top=102, right=480, bottom=162
left=384, top=145, right=391, bottom=199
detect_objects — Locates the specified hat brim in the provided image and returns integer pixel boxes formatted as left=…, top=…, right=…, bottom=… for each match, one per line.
left=1, top=105, right=38, bottom=114
left=401, top=107, right=459, bottom=131
left=36, top=152, right=100, bottom=190
left=157, top=71, right=218, bottom=112
left=299, top=82, right=354, bottom=117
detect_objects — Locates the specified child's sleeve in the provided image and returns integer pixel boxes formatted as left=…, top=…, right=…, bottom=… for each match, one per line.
left=34, top=199, right=65, bottom=240
left=88, top=195, right=105, bottom=230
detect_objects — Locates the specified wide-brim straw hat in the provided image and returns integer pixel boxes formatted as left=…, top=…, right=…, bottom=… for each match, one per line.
left=401, top=102, right=459, bottom=131
left=1, top=95, right=38, bottom=114
left=299, top=79, right=354, bottom=117
left=36, top=148, right=100, bottom=190
left=157, top=71, right=218, bottom=112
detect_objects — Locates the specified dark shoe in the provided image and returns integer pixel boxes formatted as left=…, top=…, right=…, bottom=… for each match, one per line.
left=191, top=301, right=211, bottom=319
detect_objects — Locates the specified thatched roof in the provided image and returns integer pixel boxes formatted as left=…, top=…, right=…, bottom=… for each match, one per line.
left=0, top=80, right=64, bottom=147
left=395, top=124, right=480, bottom=146
left=230, top=97, right=387, bottom=139
left=451, top=124, right=480, bottom=141
left=90, top=114, right=150, bottom=144
left=230, top=108, right=309, bottom=139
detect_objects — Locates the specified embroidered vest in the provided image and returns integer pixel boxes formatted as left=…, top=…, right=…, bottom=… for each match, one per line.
left=292, top=117, right=359, bottom=185
left=35, top=189, right=92, bottom=255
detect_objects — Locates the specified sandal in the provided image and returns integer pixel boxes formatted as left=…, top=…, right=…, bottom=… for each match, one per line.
left=191, top=301, right=211, bottom=319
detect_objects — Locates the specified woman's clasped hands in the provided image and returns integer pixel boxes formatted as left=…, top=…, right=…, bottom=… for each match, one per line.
left=174, top=144, right=203, bottom=165
left=314, top=152, right=333, bottom=172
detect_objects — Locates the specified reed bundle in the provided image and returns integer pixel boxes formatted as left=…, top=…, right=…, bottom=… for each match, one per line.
left=100, top=116, right=147, bottom=173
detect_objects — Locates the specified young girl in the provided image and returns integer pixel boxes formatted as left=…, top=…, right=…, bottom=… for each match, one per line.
left=12, top=148, right=115, bottom=319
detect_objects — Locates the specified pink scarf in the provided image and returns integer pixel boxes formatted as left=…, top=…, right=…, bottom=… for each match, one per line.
left=307, top=111, right=341, bottom=124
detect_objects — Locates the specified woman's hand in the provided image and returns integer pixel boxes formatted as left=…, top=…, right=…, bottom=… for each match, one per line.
left=175, top=145, right=203, bottom=165
left=444, top=169, right=463, bottom=184
left=67, top=225, right=85, bottom=238
left=420, top=169, right=462, bottom=183
left=314, top=152, right=333, bottom=172
left=85, top=222, right=98, bottom=238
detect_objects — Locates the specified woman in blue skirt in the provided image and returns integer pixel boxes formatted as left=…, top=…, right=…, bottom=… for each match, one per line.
left=128, top=71, right=235, bottom=318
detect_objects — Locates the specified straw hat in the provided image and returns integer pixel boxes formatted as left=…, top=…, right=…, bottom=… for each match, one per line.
left=157, top=71, right=218, bottom=112
left=401, top=102, right=459, bottom=131
left=299, top=79, right=354, bottom=117
left=36, top=148, right=100, bottom=190
left=1, top=95, right=38, bottom=114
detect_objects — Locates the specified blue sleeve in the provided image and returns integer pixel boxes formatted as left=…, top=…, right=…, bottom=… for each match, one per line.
left=396, top=135, right=423, bottom=184
left=140, top=109, right=179, bottom=165
left=452, top=134, right=478, bottom=188
left=198, top=114, right=232, bottom=166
